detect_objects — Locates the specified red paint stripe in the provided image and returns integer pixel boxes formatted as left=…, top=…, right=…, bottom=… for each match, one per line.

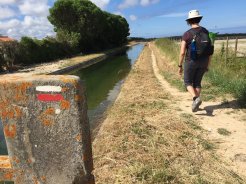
left=37, top=94, right=64, bottom=102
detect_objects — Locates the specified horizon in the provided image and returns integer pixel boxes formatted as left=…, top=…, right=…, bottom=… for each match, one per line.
left=0, top=0, right=246, bottom=39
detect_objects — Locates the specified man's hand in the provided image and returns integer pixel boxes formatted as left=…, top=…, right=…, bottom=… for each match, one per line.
left=178, top=67, right=183, bottom=75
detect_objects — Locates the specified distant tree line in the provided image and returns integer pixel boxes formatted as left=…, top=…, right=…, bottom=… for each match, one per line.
left=0, top=0, right=129, bottom=72
left=168, top=33, right=246, bottom=41
left=128, top=37, right=155, bottom=42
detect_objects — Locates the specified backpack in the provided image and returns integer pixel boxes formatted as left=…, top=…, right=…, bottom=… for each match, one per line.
left=189, top=28, right=214, bottom=60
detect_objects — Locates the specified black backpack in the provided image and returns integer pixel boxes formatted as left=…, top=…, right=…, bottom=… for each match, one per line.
left=189, top=28, right=214, bottom=59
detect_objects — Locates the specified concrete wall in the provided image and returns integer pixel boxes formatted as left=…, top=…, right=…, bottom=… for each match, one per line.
left=0, top=75, right=94, bottom=184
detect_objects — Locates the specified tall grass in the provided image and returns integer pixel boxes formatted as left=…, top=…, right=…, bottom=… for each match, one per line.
left=155, top=38, right=246, bottom=107
left=155, top=38, right=180, bottom=62
left=206, top=49, right=246, bottom=106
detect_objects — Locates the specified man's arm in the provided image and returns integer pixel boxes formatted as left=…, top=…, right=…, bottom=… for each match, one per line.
left=178, top=40, right=186, bottom=75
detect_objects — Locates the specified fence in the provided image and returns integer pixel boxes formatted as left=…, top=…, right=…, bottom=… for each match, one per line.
left=213, top=37, right=246, bottom=61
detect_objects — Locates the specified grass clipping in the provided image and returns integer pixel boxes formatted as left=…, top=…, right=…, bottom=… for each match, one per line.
left=92, top=46, right=245, bottom=183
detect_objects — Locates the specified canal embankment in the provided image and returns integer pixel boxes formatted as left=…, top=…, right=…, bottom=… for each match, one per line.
left=1, top=42, right=141, bottom=76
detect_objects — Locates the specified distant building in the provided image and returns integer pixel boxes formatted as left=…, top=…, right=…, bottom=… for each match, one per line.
left=0, top=36, right=15, bottom=42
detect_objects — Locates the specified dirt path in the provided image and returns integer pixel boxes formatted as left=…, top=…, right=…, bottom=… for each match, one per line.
left=149, top=42, right=246, bottom=177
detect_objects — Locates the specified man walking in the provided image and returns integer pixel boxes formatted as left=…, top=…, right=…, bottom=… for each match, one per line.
left=178, top=10, right=214, bottom=112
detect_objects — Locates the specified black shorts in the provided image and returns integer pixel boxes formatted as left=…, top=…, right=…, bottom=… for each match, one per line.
left=184, top=60, right=208, bottom=88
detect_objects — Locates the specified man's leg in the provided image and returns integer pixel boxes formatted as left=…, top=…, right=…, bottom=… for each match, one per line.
left=195, top=87, right=201, bottom=97
left=192, top=68, right=206, bottom=112
left=186, top=85, right=201, bottom=112
left=186, top=85, right=197, bottom=98
left=184, top=62, right=202, bottom=112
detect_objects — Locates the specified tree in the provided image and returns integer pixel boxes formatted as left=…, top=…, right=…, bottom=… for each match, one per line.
left=0, top=41, right=20, bottom=71
left=19, top=37, right=41, bottom=65
left=48, top=0, right=130, bottom=52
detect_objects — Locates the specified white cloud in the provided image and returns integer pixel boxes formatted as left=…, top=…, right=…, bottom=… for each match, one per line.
left=118, top=0, right=138, bottom=9
left=0, top=0, right=16, bottom=5
left=140, top=0, right=159, bottom=6
left=21, top=16, right=54, bottom=38
left=90, top=0, right=110, bottom=9
left=1, top=16, right=55, bottom=39
left=19, top=0, right=49, bottom=16
left=158, top=12, right=186, bottom=18
left=0, top=0, right=117, bottom=39
left=0, top=0, right=55, bottom=39
left=114, top=11, right=125, bottom=17
left=0, top=19, right=21, bottom=30
left=0, top=6, right=16, bottom=19
left=130, top=15, right=137, bottom=21
left=119, top=0, right=159, bottom=9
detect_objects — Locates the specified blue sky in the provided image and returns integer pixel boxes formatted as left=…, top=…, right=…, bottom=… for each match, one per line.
left=0, top=0, right=246, bottom=39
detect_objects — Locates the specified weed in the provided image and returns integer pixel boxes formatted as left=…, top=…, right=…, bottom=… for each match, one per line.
left=131, top=119, right=155, bottom=138
left=217, top=128, right=231, bottom=136
left=157, top=136, right=169, bottom=146
left=202, top=94, right=215, bottom=101
left=194, top=176, right=209, bottom=184
left=152, top=168, right=176, bottom=183
left=143, top=101, right=167, bottom=109
left=135, top=165, right=152, bottom=181
left=180, top=113, right=202, bottom=130
left=199, top=139, right=215, bottom=151
left=129, top=101, right=167, bottom=110
left=131, top=165, right=177, bottom=183
left=179, top=131, right=194, bottom=141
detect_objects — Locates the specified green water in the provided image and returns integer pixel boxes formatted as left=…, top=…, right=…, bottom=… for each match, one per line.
left=72, top=44, right=144, bottom=124
left=74, top=55, right=131, bottom=109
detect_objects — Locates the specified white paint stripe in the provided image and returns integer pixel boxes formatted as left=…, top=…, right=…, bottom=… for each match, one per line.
left=55, top=109, right=61, bottom=114
left=36, top=86, right=62, bottom=92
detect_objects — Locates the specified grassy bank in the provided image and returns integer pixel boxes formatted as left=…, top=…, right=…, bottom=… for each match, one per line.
left=155, top=38, right=246, bottom=106
left=93, top=46, right=245, bottom=183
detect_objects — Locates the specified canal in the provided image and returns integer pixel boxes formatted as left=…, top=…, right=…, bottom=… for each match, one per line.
left=0, top=43, right=144, bottom=156
left=71, top=43, right=144, bottom=127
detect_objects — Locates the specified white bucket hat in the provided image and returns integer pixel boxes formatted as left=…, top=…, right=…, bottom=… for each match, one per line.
left=186, top=10, right=203, bottom=21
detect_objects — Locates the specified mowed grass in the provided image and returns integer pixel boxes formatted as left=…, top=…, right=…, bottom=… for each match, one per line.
left=155, top=38, right=246, bottom=107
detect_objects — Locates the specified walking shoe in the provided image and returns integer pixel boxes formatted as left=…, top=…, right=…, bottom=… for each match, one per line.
left=192, top=97, right=202, bottom=112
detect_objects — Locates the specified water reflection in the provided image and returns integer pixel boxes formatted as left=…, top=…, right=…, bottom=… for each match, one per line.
left=74, top=54, right=131, bottom=109
left=0, top=120, right=8, bottom=155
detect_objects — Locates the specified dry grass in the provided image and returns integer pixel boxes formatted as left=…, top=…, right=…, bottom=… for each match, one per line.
left=92, top=46, right=245, bottom=183
left=59, top=53, right=104, bottom=69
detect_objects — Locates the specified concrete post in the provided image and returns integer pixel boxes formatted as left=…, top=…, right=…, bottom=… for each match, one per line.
left=225, top=36, right=229, bottom=62
left=0, top=75, right=94, bottom=184
left=234, top=37, right=238, bottom=57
